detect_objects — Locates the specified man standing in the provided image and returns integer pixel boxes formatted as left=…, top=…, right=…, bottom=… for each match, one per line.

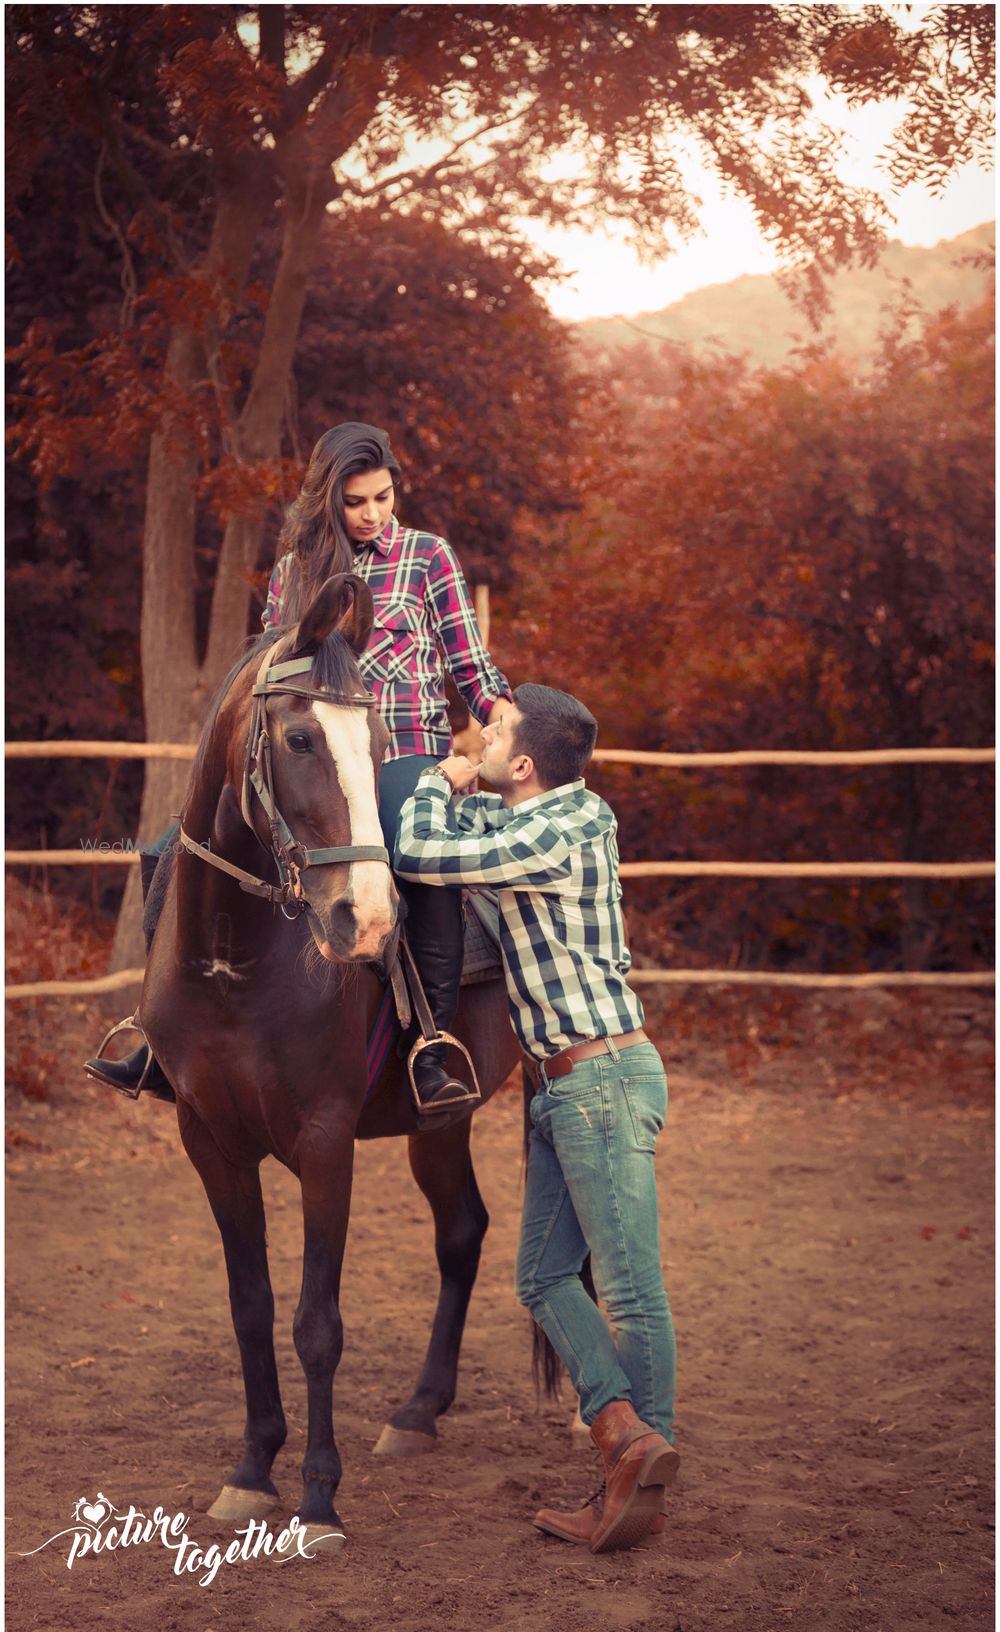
left=395, top=683, right=678, bottom=1554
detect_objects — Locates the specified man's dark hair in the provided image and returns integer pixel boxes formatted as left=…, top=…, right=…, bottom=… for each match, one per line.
left=510, top=683, right=598, bottom=789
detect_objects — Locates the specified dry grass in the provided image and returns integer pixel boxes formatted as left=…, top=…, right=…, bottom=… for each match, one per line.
left=5, top=878, right=116, bottom=1101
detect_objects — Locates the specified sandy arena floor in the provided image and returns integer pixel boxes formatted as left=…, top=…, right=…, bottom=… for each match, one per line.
left=5, top=987, right=994, bottom=1631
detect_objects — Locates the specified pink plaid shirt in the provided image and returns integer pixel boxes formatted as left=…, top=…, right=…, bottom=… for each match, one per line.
left=263, top=516, right=511, bottom=762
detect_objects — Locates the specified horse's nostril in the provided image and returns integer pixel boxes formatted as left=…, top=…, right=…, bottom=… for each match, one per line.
left=330, top=900, right=358, bottom=943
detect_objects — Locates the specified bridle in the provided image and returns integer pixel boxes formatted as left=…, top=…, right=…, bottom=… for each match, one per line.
left=179, top=644, right=390, bottom=917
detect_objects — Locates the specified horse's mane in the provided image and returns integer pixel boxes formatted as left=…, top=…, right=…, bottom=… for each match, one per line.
left=182, top=623, right=364, bottom=821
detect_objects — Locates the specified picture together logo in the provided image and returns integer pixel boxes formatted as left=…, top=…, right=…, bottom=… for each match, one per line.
left=20, top=1493, right=341, bottom=1586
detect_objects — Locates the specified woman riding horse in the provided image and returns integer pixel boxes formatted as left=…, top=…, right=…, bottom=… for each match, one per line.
left=88, top=422, right=512, bottom=1112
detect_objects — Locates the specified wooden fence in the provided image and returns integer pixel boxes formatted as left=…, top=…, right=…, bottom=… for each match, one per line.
left=5, top=739, right=995, bottom=998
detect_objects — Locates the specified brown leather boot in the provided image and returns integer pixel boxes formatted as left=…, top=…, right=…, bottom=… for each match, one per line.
left=587, top=1401, right=680, bottom=1554
left=534, top=1483, right=669, bottom=1546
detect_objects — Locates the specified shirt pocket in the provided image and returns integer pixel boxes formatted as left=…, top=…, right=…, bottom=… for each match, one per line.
left=361, top=600, right=419, bottom=683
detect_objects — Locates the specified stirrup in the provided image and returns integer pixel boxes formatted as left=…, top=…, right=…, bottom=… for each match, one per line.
left=84, top=1014, right=154, bottom=1101
left=407, top=1031, right=482, bottom=1115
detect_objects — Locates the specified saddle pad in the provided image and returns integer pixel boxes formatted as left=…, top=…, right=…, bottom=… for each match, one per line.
left=461, top=889, right=503, bottom=986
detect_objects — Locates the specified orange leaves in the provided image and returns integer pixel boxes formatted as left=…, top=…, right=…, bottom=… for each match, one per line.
left=9, top=320, right=165, bottom=489
left=198, top=454, right=302, bottom=523
left=502, top=296, right=994, bottom=973
left=157, top=32, right=285, bottom=154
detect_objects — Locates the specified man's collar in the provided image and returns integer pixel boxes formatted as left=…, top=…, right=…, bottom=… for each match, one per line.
left=503, top=780, right=585, bottom=817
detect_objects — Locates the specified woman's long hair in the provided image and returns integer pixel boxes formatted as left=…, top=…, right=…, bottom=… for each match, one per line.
left=275, top=423, right=402, bottom=624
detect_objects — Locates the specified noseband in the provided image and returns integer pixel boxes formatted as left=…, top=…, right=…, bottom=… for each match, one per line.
left=179, top=645, right=390, bottom=914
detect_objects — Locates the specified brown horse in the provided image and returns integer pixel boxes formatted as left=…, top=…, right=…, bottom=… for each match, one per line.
left=139, top=574, right=520, bottom=1549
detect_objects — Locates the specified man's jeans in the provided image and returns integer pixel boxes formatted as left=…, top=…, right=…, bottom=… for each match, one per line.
left=515, top=1040, right=676, bottom=1442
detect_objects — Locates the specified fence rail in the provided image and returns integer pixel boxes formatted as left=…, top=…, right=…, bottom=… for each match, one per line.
left=618, top=861, right=994, bottom=879
left=5, top=740, right=996, bottom=766
left=593, top=747, right=996, bottom=768
left=6, top=740, right=196, bottom=760
left=5, top=850, right=993, bottom=879
left=4, top=966, right=994, bottom=1000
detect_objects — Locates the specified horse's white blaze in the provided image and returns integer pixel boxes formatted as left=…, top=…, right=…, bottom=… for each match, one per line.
left=313, top=700, right=394, bottom=955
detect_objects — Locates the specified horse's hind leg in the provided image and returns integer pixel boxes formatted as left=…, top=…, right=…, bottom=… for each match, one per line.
left=376, top=1120, right=488, bottom=1455
left=178, top=1107, right=287, bottom=1519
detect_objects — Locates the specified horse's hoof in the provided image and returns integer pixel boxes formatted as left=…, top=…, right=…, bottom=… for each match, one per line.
left=207, top=1485, right=278, bottom=1522
left=297, top=1522, right=347, bottom=1554
left=372, top=1424, right=437, bottom=1457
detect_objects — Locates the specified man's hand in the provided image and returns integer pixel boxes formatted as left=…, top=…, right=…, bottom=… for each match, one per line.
left=433, top=754, right=480, bottom=794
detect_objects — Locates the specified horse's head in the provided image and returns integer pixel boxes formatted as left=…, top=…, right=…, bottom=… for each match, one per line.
left=240, top=574, right=397, bottom=963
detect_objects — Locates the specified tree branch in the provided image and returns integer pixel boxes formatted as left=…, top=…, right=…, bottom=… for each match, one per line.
left=343, top=98, right=540, bottom=203
left=98, top=101, right=195, bottom=273
left=286, top=33, right=344, bottom=124
left=258, top=4, right=285, bottom=78
left=93, top=137, right=138, bottom=329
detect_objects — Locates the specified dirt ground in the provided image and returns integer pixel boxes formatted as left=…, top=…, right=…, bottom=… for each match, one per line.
left=5, top=984, right=995, bottom=1632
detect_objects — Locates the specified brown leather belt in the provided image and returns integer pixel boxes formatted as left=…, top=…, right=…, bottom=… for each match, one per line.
left=542, top=1029, right=650, bottom=1080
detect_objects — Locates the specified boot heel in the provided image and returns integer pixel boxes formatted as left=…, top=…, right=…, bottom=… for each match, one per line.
left=638, top=1445, right=681, bottom=1490
left=590, top=1485, right=662, bottom=1554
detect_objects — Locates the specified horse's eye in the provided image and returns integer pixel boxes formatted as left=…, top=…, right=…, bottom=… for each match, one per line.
left=287, top=733, right=314, bottom=754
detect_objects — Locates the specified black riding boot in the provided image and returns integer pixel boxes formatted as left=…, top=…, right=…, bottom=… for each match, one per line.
left=403, top=880, right=476, bottom=1113
left=83, top=825, right=177, bottom=1102
left=84, top=1045, right=175, bottom=1102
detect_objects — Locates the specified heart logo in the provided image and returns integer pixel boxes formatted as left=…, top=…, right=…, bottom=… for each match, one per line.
left=80, top=1502, right=108, bottom=1526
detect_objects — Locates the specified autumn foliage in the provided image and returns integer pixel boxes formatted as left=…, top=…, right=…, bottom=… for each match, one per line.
left=5, top=4, right=995, bottom=974
left=494, top=297, right=995, bottom=972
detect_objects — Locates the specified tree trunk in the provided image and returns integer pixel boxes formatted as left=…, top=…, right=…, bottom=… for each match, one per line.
left=204, top=198, right=330, bottom=675
left=110, top=164, right=276, bottom=969
left=108, top=46, right=376, bottom=968
left=110, top=327, right=206, bottom=969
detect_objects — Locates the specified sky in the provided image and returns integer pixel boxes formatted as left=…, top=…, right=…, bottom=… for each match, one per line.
left=526, top=89, right=996, bottom=322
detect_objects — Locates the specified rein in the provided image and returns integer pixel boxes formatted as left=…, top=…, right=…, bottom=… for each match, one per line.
left=180, top=645, right=389, bottom=914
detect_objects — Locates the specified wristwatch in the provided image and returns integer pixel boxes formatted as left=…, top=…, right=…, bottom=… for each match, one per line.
left=429, top=764, right=452, bottom=785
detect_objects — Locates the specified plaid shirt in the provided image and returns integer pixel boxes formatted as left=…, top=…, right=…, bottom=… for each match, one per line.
left=395, top=773, right=646, bottom=1061
left=263, top=516, right=510, bottom=762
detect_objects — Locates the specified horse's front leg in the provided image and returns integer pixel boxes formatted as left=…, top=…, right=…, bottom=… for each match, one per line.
left=376, top=1120, right=489, bottom=1456
left=292, top=1126, right=356, bottom=1548
left=178, top=1104, right=287, bottom=1520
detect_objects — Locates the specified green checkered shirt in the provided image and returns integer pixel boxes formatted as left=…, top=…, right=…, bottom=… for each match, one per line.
left=395, top=773, right=645, bottom=1062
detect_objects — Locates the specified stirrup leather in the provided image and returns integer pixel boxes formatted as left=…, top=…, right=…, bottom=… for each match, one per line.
left=85, top=1014, right=154, bottom=1101
left=399, top=937, right=481, bottom=1115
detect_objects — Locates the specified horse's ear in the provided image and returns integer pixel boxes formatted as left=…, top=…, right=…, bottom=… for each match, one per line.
left=291, top=574, right=374, bottom=658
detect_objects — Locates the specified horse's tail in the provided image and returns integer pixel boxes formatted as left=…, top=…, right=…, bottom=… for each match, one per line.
left=523, top=1059, right=598, bottom=1401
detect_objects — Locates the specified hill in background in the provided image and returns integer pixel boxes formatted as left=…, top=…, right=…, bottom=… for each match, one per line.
left=577, top=222, right=994, bottom=365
